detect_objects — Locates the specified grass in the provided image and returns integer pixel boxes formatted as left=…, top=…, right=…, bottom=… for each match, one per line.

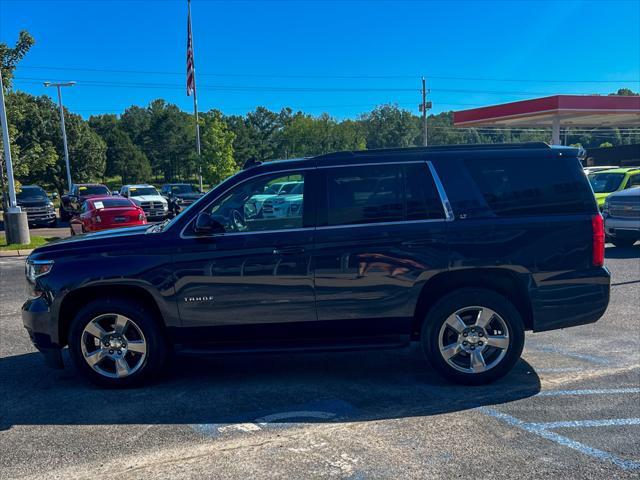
left=0, top=236, right=60, bottom=251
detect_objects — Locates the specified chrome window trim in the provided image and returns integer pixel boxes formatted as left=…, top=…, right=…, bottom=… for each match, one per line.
left=427, top=161, right=454, bottom=221
left=179, top=160, right=455, bottom=239
left=316, top=218, right=448, bottom=231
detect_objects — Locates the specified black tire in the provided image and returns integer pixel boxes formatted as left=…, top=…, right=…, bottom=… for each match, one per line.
left=421, top=288, right=525, bottom=385
left=68, top=298, right=167, bottom=388
left=611, top=238, right=636, bottom=248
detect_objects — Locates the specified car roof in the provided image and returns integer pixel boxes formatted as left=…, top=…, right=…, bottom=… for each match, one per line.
left=590, top=167, right=640, bottom=174
left=244, top=143, right=579, bottom=173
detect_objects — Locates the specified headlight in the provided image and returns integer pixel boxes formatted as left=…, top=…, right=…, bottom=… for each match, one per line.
left=47, top=201, right=54, bottom=208
left=26, top=259, right=54, bottom=282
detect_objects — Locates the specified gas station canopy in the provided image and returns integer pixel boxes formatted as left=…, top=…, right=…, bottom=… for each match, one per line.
left=453, top=95, right=640, bottom=145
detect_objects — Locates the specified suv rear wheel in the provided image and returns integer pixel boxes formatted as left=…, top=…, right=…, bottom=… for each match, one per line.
left=68, top=298, right=167, bottom=388
left=421, top=288, right=525, bottom=385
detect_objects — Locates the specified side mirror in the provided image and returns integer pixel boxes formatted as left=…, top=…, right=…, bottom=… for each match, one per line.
left=194, top=212, right=225, bottom=235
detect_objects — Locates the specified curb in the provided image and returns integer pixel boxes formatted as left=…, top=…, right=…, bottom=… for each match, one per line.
left=0, top=249, right=33, bottom=258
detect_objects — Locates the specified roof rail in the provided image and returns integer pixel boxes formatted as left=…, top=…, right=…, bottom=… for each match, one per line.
left=312, top=142, right=552, bottom=161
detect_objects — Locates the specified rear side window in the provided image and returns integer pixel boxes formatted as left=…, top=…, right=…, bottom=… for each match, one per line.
left=324, top=163, right=444, bottom=226
left=464, top=158, right=595, bottom=216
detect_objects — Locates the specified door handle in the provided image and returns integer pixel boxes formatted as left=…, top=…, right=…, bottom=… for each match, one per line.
left=273, top=246, right=305, bottom=255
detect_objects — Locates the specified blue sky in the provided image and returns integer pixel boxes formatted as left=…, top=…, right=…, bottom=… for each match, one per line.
left=2, top=0, right=639, bottom=119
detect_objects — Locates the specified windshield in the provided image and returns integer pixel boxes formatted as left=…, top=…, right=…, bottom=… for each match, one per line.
left=170, top=184, right=196, bottom=194
left=129, top=187, right=159, bottom=196
left=589, top=173, right=625, bottom=193
left=78, top=185, right=109, bottom=196
left=17, top=187, right=48, bottom=200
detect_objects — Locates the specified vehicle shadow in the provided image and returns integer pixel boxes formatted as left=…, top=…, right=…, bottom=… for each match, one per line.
left=0, top=346, right=540, bottom=430
left=605, top=244, right=640, bottom=259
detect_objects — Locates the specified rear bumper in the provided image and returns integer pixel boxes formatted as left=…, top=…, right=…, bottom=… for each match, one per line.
left=530, top=267, right=610, bottom=332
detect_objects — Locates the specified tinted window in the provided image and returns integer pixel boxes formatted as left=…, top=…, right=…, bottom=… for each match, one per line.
left=17, top=187, right=47, bottom=200
left=465, top=158, right=595, bottom=216
left=627, top=174, right=640, bottom=188
left=129, top=187, right=159, bottom=196
left=170, top=184, right=195, bottom=194
left=203, top=172, right=305, bottom=233
left=78, top=185, right=110, bottom=196
left=324, top=163, right=444, bottom=226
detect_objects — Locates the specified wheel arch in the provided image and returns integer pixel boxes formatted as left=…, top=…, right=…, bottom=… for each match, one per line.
left=58, top=284, right=168, bottom=347
left=411, top=268, right=533, bottom=339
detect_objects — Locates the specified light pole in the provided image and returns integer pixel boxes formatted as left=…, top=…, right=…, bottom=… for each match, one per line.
left=1, top=70, right=30, bottom=244
left=44, top=81, right=75, bottom=191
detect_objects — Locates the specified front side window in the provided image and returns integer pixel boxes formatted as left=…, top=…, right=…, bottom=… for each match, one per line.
left=323, top=163, right=444, bottom=227
left=202, top=172, right=305, bottom=233
left=627, top=174, right=640, bottom=188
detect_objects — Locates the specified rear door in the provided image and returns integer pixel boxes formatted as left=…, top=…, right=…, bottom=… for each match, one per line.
left=313, top=160, right=450, bottom=342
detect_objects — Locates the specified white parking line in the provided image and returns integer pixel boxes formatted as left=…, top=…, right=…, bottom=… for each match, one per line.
left=536, top=388, right=640, bottom=397
left=532, top=418, right=640, bottom=429
left=478, top=407, right=640, bottom=471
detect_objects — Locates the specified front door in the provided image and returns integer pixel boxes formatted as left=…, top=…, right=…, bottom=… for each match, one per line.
left=172, top=169, right=317, bottom=344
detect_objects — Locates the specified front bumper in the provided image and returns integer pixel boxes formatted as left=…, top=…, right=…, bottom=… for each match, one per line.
left=604, top=216, right=640, bottom=238
left=530, top=267, right=610, bottom=332
left=22, top=295, right=63, bottom=368
left=26, top=211, right=56, bottom=225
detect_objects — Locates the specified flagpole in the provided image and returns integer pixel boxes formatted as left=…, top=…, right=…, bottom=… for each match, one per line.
left=187, top=0, right=203, bottom=191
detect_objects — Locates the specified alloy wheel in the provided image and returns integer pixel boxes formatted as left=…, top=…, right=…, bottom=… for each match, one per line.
left=438, top=306, right=510, bottom=374
left=80, top=313, right=147, bottom=379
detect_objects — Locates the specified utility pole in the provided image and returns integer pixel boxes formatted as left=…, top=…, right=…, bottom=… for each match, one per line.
left=420, top=77, right=431, bottom=146
left=44, top=81, right=75, bottom=191
left=1, top=69, right=30, bottom=244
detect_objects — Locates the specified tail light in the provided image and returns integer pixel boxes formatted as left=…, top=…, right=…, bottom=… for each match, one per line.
left=591, top=214, right=604, bottom=267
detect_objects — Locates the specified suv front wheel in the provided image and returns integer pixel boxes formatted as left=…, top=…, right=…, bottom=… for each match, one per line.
left=421, top=288, right=525, bottom=385
left=68, top=298, right=167, bottom=387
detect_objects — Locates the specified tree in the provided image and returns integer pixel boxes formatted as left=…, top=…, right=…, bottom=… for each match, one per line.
left=0, top=30, right=35, bottom=90
left=611, top=88, right=639, bottom=96
left=200, top=109, right=237, bottom=185
left=89, top=114, right=151, bottom=184
left=361, top=104, right=420, bottom=149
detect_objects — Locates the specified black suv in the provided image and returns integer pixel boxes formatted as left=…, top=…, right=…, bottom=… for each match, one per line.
left=22, top=143, right=610, bottom=387
left=160, top=183, right=204, bottom=216
left=15, top=185, right=57, bottom=227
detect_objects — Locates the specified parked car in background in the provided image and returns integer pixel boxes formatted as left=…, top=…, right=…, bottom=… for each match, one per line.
left=16, top=185, right=57, bottom=227
left=22, top=143, right=609, bottom=388
left=60, top=184, right=111, bottom=221
left=583, top=165, right=618, bottom=175
left=245, top=180, right=302, bottom=219
left=120, top=184, right=168, bottom=220
left=261, top=181, right=304, bottom=218
left=69, top=196, right=146, bottom=235
left=160, top=183, right=204, bottom=216
left=602, top=187, right=640, bottom=247
left=588, top=167, right=640, bottom=209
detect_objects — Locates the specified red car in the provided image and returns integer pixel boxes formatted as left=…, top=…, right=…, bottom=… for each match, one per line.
left=70, top=196, right=147, bottom=235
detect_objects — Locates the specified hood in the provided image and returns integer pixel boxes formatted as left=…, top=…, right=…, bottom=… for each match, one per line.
left=17, top=197, right=51, bottom=207
left=130, top=195, right=167, bottom=203
left=607, top=187, right=640, bottom=201
left=174, top=192, right=203, bottom=200
left=30, top=225, right=150, bottom=257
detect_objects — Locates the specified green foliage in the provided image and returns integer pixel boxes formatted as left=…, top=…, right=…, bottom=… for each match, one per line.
left=361, top=104, right=421, bottom=149
left=0, top=30, right=35, bottom=90
left=599, top=142, right=613, bottom=148
left=200, top=110, right=237, bottom=186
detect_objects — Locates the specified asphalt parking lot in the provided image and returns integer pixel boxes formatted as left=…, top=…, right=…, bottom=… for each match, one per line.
left=0, top=245, right=638, bottom=479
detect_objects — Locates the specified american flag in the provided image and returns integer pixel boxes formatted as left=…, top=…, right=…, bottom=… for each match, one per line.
left=186, top=0, right=195, bottom=96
